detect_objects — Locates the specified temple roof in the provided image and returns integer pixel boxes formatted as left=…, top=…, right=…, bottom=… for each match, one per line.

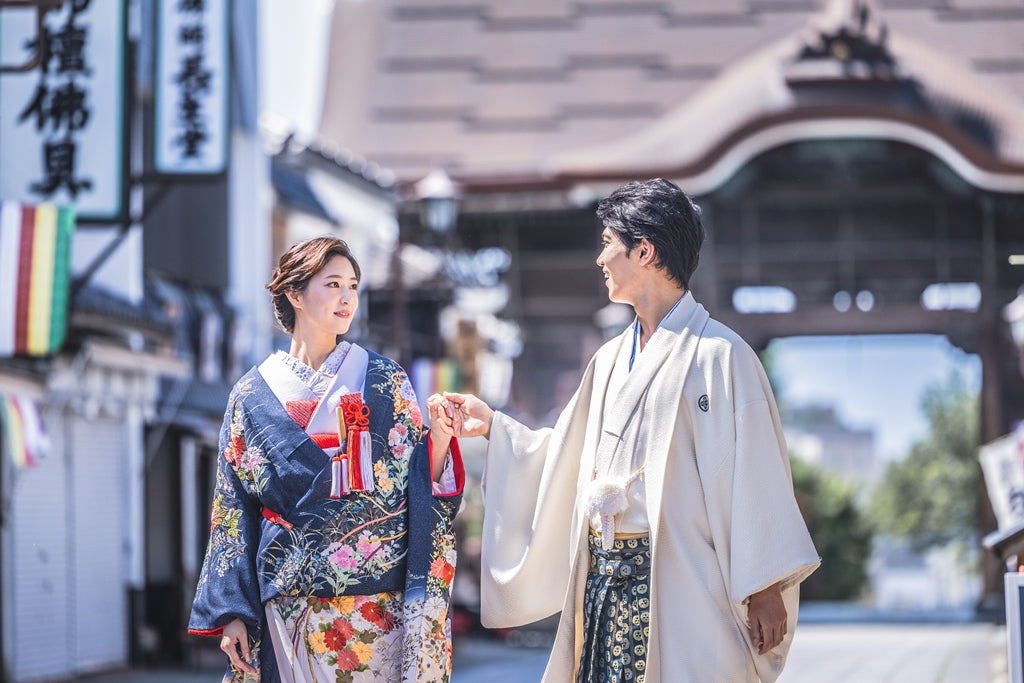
left=546, top=0, right=1024, bottom=193
left=315, top=0, right=1024, bottom=193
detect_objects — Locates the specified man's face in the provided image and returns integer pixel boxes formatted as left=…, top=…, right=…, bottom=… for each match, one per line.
left=596, top=227, right=642, bottom=304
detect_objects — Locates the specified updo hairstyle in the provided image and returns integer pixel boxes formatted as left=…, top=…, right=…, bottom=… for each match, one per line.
left=265, top=237, right=361, bottom=333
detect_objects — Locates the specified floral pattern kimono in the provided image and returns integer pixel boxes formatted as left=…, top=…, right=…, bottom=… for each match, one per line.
left=188, top=343, right=464, bottom=683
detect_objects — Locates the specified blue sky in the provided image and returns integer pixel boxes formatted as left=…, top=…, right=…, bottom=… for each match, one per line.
left=769, top=335, right=981, bottom=461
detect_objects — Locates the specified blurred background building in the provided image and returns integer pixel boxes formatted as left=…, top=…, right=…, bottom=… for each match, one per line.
left=0, top=0, right=1022, bottom=680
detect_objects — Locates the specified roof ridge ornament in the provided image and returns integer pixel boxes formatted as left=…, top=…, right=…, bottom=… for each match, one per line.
left=790, top=0, right=899, bottom=81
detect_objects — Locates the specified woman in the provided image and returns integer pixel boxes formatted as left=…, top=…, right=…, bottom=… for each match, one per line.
left=188, top=237, right=464, bottom=683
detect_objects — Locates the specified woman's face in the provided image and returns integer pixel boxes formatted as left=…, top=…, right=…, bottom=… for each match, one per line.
left=289, top=254, right=360, bottom=338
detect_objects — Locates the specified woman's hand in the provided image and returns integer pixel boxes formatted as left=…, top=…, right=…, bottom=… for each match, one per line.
left=426, top=394, right=460, bottom=438
left=220, top=618, right=258, bottom=676
left=443, top=392, right=494, bottom=439
left=426, top=395, right=457, bottom=482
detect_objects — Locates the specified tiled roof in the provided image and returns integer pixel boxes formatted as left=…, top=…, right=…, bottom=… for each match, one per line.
left=317, top=0, right=1024, bottom=185
left=71, top=284, right=176, bottom=337
left=547, top=3, right=1024, bottom=193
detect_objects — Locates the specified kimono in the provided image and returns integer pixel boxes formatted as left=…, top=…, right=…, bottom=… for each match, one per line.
left=188, top=342, right=465, bottom=683
left=480, top=292, right=819, bottom=682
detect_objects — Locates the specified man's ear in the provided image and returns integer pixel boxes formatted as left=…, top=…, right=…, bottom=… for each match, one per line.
left=638, top=238, right=655, bottom=264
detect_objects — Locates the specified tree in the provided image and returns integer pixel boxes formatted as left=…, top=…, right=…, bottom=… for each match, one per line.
left=869, top=373, right=980, bottom=550
left=791, top=456, right=873, bottom=600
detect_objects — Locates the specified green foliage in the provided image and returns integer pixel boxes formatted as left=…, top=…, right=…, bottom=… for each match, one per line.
left=790, top=456, right=873, bottom=601
left=869, top=373, right=980, bottom=551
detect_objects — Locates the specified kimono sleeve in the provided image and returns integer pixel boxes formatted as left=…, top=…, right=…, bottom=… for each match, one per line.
left=188, top=395, right=264, bottom=637
left=390, top=370, right=465, bottom=679
left=700, top=346, right=820, bottom=682
left=479, top=359, right=595, bottom=628
left=724, top=354, right=820, bottom=603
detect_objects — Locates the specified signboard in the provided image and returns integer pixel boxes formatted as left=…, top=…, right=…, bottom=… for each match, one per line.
left=979, top=429, right=1024, bottom=531
left=154, top=0, right=229, bottom=175
left=0, top=0, right=127, bottom=223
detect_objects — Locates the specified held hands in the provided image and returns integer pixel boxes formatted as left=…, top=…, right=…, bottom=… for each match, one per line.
left=425, top=392, right=494, bottom=439
left=221, top=618, right=258, bottom=676
left=426, top=394, right=459, bottom=440
left=747, top=582, right=787, bottom=655
left=425, top=395, right=456, bottom=482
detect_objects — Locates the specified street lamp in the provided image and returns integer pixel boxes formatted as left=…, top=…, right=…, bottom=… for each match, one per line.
left=1005, top=290, right=1024, bottom=377
left=388, top=169, right=459, bottom=366
left=414, top=168, right=459, bottom=234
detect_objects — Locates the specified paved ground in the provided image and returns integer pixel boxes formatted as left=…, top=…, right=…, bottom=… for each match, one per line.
left=450, top=622, right=1007, bottom=683
left=72, top=613, right=1008, bottom=683
left=784, top=622, right=1005, bottom=683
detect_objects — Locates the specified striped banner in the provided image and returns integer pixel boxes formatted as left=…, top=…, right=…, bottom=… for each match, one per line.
left=0, top=394, right=48, bottom=469
left=0, top=201, right=76, bottom=357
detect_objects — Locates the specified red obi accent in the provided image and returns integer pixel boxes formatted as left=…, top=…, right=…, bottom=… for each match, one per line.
left=285, top=399, right=319, bottom=429
left=339, top=393, right=370, bottom=491
left=310, top=432, right=340, bottom=449
left=188, top=627, right=224, bottom=637
left=261, top=507, right=294, bottom=530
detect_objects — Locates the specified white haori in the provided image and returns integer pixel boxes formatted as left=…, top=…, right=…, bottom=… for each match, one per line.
left=480, top=291, right=820, bottom=683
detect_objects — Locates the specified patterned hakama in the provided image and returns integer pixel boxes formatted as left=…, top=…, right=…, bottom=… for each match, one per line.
left=577, top=533, right=651, bottom=683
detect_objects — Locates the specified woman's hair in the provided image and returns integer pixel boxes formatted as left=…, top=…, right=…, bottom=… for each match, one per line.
left=265, top=236, right=361, bottom=333
left=596, top=178, right=705, bottom=290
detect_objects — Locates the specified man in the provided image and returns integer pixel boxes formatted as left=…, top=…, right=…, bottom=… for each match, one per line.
left=441, top=178, right=819, bottom=682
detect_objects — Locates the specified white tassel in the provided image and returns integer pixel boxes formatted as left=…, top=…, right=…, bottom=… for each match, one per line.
left=585, top=477, right=629, bottom=550
left=330, top=457, right=349, bottom=498
left=360, top=431, right=374, bottom=491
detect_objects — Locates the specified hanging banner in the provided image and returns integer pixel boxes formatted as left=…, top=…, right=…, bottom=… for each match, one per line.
left=0, top=201, right=77, bottom=357
left=154, top=0, right=229, bottom=175
left=0, top=0, right=127, bottom=223
left=0, top=393, right=49, bottom=469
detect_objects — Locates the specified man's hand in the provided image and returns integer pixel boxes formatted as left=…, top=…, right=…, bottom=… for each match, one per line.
left=443, top=392, right=494, bottom=439
left=747, top=582, right=787, bottom=655
left=220, top=618, right=258, bottom=676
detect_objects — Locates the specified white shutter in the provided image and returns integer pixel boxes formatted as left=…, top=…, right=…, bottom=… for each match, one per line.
left=69, top=416, right=128, bottom=673
left=10, top=420, right=72, bottom=682
left=9, top=414, right=129, bottom=681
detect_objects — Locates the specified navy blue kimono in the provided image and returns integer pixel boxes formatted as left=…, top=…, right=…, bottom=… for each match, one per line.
left=188, top=350, right=464, bottom=681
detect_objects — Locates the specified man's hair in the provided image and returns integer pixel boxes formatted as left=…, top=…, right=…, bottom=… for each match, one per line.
left=596, top=178, right=705, bottom=290
left=265, top=236, right=361, bottom=333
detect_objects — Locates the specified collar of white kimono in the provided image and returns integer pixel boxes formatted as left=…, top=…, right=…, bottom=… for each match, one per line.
left=258, top=343, right=370, bottom=437
left=629, top=291, right=695, bottom=371
left=244, top=346, right=375, bottom=463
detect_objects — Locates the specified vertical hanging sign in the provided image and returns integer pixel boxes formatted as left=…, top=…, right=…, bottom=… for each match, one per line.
left=0, top=0, right=127, bottom=223
left=154, top=0, right=229, bottom=175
